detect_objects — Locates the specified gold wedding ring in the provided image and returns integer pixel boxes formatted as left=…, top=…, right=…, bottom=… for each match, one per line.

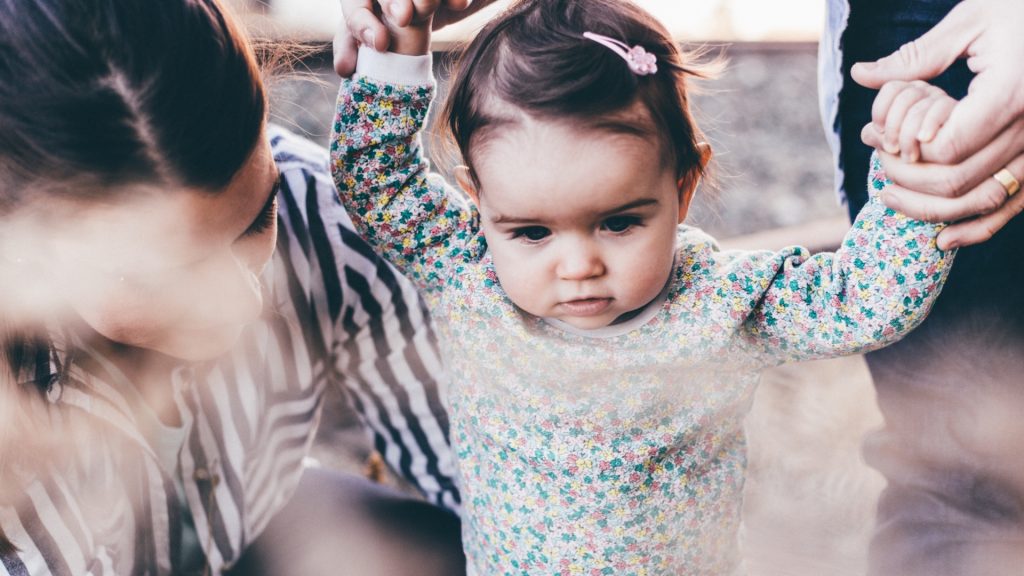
left=993, top=168, right=1021, bottom=198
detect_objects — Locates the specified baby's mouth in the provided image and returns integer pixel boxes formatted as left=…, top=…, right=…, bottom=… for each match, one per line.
left=559, top=297, right=613, bottom=317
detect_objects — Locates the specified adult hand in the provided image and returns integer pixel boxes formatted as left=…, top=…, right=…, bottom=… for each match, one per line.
left=852, top=0, right=1024, bottom=249
left=860, top=132, right=1024, bottom=249
left=333, top=0, right=499, bottom=77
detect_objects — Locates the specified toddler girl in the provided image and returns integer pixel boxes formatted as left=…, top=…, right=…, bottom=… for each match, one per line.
left=331, top=0, right=956, bottom=573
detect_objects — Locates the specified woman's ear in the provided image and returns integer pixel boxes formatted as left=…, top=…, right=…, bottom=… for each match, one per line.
left=454, top=165, right=480, bottom=207
left=677, top=143, right=713, bottom=223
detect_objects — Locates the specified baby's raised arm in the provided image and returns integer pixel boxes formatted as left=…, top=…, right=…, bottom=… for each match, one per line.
left=331, top=1, right=484, bottom=300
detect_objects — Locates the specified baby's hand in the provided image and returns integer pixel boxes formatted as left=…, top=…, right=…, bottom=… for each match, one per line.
left=339, top=0, right=441, bottom=58
left=379, top=0, right=442, bottom=55
left=867, top=80, right=957, bottom=163
left=336, top=0, right=488, bottom=76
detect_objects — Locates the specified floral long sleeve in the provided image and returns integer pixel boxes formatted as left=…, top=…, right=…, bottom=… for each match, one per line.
left=736, top=155, right=955, bottom=364
left=331, top=73, right=485, bottom=301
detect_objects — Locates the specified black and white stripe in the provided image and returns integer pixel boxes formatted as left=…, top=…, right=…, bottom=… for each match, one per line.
left=0, top=125, right=458, bottom=575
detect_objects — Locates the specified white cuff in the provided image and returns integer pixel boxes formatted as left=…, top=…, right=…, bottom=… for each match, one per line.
left=354, top=46, right=433, bottom=86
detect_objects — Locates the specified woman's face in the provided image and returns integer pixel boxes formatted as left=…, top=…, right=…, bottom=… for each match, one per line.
left=30, top=134, right=280, bottom=362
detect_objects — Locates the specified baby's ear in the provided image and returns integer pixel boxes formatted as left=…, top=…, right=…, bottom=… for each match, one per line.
left=454, top=165, right=480, bottom=206
left=676, top=143, right=713, bottom=223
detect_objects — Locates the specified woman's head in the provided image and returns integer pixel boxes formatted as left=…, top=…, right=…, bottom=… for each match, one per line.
left=443, top=0, right=712, bottom=329
left=0, top=0, right=278, bottom=360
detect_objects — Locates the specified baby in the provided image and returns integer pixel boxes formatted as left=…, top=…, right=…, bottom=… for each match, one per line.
left=331, top=0, right=957, bottom=573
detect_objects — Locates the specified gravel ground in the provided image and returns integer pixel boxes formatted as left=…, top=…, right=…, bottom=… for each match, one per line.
left=272, top=43, right=880, bottom=575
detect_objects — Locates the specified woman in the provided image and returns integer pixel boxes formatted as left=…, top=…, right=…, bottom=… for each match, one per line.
left=0, top=1, right=462, bottom=574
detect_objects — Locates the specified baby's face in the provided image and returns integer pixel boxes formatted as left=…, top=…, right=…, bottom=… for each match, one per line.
left=469, top=117, right=689, bottom=330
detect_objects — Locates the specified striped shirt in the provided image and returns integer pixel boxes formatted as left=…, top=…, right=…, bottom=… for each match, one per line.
left=0, top=126, right=459, bottom=576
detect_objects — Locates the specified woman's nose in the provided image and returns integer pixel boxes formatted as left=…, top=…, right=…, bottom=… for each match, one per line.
left=555, top=239, right=606, bottom=281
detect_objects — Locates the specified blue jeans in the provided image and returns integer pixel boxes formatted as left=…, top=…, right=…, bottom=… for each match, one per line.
left=838, top=1, right=1024, bottom=574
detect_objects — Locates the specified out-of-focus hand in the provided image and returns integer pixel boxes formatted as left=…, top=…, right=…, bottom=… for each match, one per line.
left=382, top=0, right=444, bottom=56
left=852, top=0, right=1024, bottom=249
left=333, top=0, right=498, bottom=76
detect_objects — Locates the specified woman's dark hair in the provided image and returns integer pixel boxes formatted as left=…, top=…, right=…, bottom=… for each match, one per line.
left=0, top=0, right=266, bottom=208
left=442, top=0, right=712, bottom=187
left=0, top=0, right=267, bottom=546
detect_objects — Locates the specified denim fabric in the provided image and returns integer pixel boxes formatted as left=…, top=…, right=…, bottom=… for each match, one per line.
left=825, top=1, right=1024, bottom=574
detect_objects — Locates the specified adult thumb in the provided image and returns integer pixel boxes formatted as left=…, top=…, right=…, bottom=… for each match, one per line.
left=850, top=1, right=981, bottom=89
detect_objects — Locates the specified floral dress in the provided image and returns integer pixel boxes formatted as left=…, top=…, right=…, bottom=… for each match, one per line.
left=330, top=65, right=954, bottom=575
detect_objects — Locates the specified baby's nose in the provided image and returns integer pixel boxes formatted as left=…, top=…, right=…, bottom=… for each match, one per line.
left=556, top=242, right=606, bottom=280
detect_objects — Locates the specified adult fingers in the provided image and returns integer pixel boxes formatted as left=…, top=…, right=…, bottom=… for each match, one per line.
left=919, top=73, right=1024, bottom=165
left=344, top=2, right=391, bottom=51
left=936, top=172, right=1024, bottom=249
left=882, top=154, right=1024, bottom=227
left=850, top=0, right=982, bottom=89
left=442, top=0, right=473, bottom=10
left=433, top=0, right=496, bottom=29
left=333, top=21, right=360, bottom=77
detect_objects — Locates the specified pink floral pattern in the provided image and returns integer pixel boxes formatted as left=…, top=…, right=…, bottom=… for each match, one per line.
left=331, top=76, right=954, bottom=575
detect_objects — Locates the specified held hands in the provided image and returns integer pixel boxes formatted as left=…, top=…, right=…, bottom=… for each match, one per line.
left=334, top=0, right=497, bottom=74
left=852, top=0, right=1024, bottom=249
left=338, top=0, right=442, bottom=59
left=864, top=81, right=957, bottom=165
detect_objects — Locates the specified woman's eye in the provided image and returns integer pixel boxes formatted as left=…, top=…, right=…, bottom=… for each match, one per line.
left=242, top=195, right=279, bottom=239
left=603, top=216, right=640, bottom=233
left=511, top=226, right=551, bottom=242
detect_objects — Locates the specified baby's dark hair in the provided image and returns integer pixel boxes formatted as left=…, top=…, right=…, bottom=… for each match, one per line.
left=442, top=0, right=711, bottom=187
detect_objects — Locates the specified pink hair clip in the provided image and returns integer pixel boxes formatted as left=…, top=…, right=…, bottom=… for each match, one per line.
left=583, top=31, right=658, bottom=76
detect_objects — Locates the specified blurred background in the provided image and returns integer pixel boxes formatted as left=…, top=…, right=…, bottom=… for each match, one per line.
left=227, top=2, right=884, bottom=575
left=231, top=0, right=826, bottom=42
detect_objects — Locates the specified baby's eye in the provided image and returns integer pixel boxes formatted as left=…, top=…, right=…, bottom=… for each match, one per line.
left=603, top=215, right=641, bottom=233
left=511, top=226, right=551, bottom=243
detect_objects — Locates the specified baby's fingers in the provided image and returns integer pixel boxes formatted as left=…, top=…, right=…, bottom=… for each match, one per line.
left=882, top=82, right=932, bottom=155
left=379, top=0, right=441, bottom=27
left=898, top=98, right=933, bottom=163
left=897, top=94, right=954, bottom=163
left=379, top=0, right=415, bottom=27
left=410, top=0, right=444, bottom=23
left=917, top=96, right=957, bottom=143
